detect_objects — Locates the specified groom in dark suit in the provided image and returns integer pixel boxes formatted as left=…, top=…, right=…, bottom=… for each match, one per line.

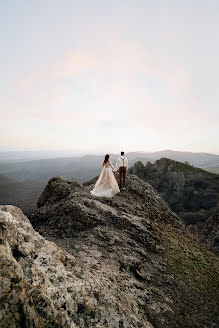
left=115, top=151, right=128, bottom=189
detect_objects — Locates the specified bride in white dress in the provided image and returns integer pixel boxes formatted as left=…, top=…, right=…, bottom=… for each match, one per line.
left=91, top=154, right=120, bottom=197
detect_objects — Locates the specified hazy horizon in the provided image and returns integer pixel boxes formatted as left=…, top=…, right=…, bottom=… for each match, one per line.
left=0, top=147, right=219, bottom=157
left=1, top=1, right=219, bottom=153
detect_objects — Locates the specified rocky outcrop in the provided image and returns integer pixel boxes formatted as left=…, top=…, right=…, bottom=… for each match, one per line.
left=31, top=176, right=182, bottom=238
left=1, top=204, right=158, bottom=328
left=1, top=174, right=219, bottom=327
left=129, top=158, right=219, bottom=250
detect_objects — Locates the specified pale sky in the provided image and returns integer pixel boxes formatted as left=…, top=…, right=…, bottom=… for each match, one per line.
left=0, top=0, right=219, bottom=154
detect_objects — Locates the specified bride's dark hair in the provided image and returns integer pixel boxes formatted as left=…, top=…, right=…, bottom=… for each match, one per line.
left=104, top=154, right=110, bottom=163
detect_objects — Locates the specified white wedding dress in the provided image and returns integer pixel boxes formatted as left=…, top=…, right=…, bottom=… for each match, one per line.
left=91, top=161, right=120, bottom=198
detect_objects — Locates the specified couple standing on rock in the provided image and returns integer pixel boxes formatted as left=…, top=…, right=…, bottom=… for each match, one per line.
left=91, top=151, right=128, bottom=198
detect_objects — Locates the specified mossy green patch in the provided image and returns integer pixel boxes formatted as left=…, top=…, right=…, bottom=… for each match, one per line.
left=171, top=161, right=211, bottom=174
left=159, top=223, right=219, bottom=327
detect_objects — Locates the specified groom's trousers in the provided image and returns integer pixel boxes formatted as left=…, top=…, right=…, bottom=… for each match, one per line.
left=119, top=166, right=127, bottom=188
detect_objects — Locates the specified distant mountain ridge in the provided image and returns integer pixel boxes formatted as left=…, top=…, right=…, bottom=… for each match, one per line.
left=0, top=150, right=219, bottom=183
left=147, top=150, right=219, bottom=168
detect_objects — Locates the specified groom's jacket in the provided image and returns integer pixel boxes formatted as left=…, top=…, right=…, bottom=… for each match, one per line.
left=115, top=156, right=128, bottom=170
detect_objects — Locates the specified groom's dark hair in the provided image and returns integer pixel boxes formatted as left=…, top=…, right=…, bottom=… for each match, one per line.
left=121, top=151, right=124, bottom=155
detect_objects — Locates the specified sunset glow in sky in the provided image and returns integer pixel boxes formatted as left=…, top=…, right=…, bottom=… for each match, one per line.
left=1, top=0, right=219, bottom=153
